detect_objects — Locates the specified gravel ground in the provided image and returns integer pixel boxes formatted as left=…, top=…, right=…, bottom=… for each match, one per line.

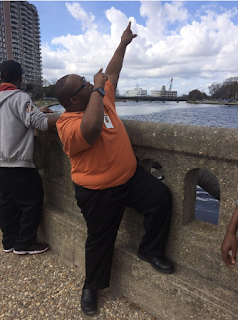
left=0, top=246, right=157, bottom=320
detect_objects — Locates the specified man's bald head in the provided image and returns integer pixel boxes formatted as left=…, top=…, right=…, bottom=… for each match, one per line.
left=55, top=74, right=81, bottom=108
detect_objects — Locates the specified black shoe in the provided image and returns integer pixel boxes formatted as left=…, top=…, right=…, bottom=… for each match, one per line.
left=13, top=242, right=49, bottom=255
left=3, top=247, right=14, bottom=253
left=81, top=288, right=97, bottom=315
left=138, top=251, right=174, bottom=274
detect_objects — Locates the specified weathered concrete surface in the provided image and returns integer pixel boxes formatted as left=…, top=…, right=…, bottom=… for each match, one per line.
left=35, top=121, right=238, bottom=320
left=0, top=232, right=157, bottom=320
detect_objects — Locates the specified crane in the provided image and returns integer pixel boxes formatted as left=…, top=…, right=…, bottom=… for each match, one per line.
left=166, top=78, right=173, bottom=91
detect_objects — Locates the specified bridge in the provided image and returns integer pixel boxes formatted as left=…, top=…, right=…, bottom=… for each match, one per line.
left=116, top=95, right=188, bottom=102
left=34, top=120, right=238, bottom=320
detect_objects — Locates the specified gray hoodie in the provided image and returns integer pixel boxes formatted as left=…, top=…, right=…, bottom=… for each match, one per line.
left=0, top=89, right=48, bottom=168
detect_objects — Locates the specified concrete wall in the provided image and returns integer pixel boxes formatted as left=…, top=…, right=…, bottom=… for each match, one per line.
left=35, top=121, right=238, bottom=320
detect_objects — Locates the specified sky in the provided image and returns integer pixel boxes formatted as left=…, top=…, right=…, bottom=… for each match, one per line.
left=30, top=1, right=238, bottom=96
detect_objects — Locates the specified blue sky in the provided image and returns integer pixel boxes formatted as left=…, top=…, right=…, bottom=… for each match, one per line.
left=30, top=1, right=238, bottom=96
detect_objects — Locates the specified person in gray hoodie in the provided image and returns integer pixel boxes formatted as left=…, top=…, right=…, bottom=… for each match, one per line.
left=0, top=60, right=60, bottom=255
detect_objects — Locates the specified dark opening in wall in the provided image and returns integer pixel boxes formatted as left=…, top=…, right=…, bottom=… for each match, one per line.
left=195, top=169, right=220, bottom=225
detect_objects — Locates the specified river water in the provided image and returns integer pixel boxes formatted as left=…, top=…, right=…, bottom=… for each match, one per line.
left=116, top=100, right=238, bottom=129
left=50, top=101, right=237, bottom=225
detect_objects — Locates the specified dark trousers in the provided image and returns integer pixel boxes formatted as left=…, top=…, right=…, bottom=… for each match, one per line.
left=0, top=167, right=44, bottom=250
left=75, top=165, right=172, bottom=290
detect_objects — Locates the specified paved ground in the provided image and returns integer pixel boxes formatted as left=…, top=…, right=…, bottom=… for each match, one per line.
left=0, top=246, right=157, bottom=320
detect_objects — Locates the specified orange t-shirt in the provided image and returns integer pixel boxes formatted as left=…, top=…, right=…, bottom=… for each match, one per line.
left=56, top=80, right=137, bottom=189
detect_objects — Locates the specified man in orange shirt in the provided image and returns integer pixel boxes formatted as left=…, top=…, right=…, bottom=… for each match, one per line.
left=55, top=22, right=174, bottom=315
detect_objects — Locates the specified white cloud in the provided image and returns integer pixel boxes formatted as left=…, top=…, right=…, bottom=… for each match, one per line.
left=41, top=1, right=238, bottom=96
left=65, top=2, right=97, bottom=31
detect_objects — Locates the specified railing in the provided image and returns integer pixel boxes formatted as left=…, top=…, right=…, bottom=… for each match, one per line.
left=116, top=95, right=188, bottom=101
left=35, top=120, right=238, bottom=320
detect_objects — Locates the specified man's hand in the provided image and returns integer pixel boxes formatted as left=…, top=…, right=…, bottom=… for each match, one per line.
left=105, top=21, right=137, bottom=90
left=40, top=106, right=53, bottom=114
left=93, top=68, right=108, bottom=89
left=221, top=206, right=238, bottom=269
left=80, top=68, right=107, bottom=146
left=121, top=21, right=137, bottom=46
left=221, top=232, right=237, bottom=268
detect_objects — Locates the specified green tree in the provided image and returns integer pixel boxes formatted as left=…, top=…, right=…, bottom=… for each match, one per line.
left=208, top=83, right=221, bottom=99
left=26, top=83, right=43, bottom=99
left=209, top=77, right=238, bottom=100
left=42, top=84, right=56, bottom=98
left=188, top=89, right=208, bottom=100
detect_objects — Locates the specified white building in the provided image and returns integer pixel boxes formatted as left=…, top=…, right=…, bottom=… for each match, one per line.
left=151, top=85, right=177, bottom=98
left=125, top=88, right=147, bottom=97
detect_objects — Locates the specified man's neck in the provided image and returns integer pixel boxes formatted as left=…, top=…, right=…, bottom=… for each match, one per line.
left=65, top=104, right=86, bottom=113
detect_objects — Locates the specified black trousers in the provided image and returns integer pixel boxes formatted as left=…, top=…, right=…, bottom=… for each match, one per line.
left=75, top=165, right=172, bottom=290
left=0, top=167, right=44, bottom=250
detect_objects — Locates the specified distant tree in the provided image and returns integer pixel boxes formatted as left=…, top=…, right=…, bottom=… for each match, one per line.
left=26, top=83, right=42, bottom=99
left=42, top=84, right=56, bottom=98
left=50, top=79, right=58, bottom=85
left=188, top=89, right=208, bottom=100
left=43, top=79, right=51, bottom=87
left=223, top=77, right=238, bottom=100
left=209, top=77, right=238, bottom=100
left=208, top=83, right=221, bottom=99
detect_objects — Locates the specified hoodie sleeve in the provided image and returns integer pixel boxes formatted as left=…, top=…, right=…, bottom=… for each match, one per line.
left=25, top=99, right=49, bottom=131
left=13, top=92, right=49, bottom=131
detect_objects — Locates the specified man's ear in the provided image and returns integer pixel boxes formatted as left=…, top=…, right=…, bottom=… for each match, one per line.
left=69, top=96, right=79, bottom=105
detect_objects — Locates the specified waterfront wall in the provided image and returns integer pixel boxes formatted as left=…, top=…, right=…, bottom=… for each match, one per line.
left=35, top=121, right=238, bottom=320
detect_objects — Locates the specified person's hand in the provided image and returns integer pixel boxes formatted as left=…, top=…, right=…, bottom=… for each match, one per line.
left=121, top=21, right=137, bottom=46
left=93, top=68, right=108, bottom=89
left=221, top=232, right=237, bottom=268
left=40, top=107, right=53, bottom=114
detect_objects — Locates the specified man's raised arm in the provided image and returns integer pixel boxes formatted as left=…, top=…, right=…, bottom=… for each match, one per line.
left=105, top=22, right=137, bottom=91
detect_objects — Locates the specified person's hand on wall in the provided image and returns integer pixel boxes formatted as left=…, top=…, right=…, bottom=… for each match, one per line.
left=221, top=206, right=238, bottom=268
left=40, top=107, right=53, bottom=113
left=221, top=232, right=237, bottom=268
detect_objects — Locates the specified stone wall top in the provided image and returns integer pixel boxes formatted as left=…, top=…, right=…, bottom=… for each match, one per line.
left=122, top=120, right=238, bottom=161
left=35, top=120, right=238, bottom=319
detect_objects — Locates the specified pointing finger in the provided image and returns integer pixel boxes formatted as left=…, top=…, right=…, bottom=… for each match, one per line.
left=126, top=21, right=131, bottom=30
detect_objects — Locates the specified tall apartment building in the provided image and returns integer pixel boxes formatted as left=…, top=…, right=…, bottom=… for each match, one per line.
left=0, top=1, right=42, bottom=88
